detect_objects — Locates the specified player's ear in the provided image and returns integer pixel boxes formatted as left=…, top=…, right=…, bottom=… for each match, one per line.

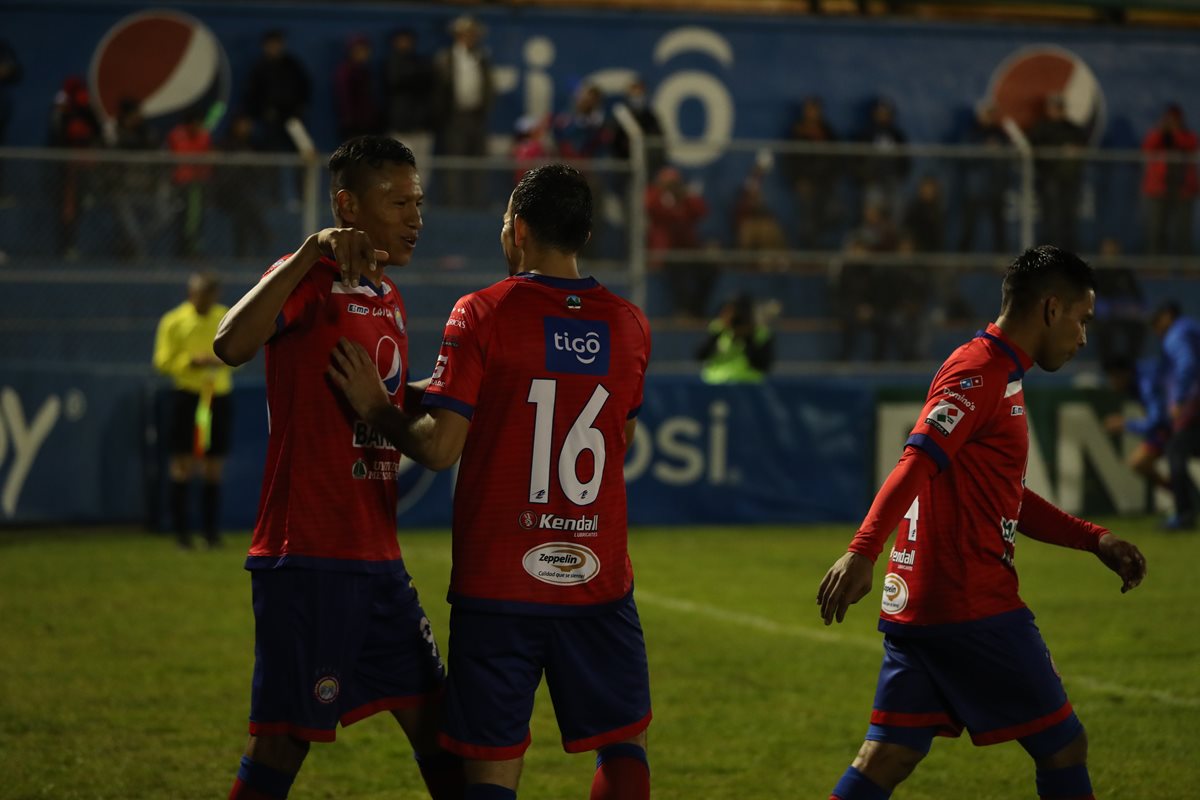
left=1043, top=296, right=1058, bottom=327
left=334, top=189, right=358, bottom=224
left=512, top=214, right=528, bottom=248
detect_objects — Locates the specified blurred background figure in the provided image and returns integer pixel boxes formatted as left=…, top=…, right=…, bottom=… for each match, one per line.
left=902, top=174, right=946, bottom=253
left=0, top=38, right=21, bottom=205
left=733, top=155, right=788, bottom=265
left=166, top=107, right=213, bottom=259
left=106, top=97, right=163, bottom=261
left=1029, top=94, right=1087, bottom=251
left=854, top=97, right=909, bottom=221
left=1103, top=355, right=1172, bottom=495
left=1091, top=237, right=1147, bottom=365
left=511, top=113, right=553, bottom=184
left=213, top=114, right=269, bottom=259
left=433, top=14, right=493, bottom=207
left=697, top=293, right=777, bottom=384
left=153, top=272, right=233, bottom=549
left=958, top=102, right=1010, bottom=253
left=242, top=29, right=311, bottom=202
left=384, top=28, right=434, bottom=173
left=782, top=96, right=840, bottom=249
left=1141, top=103, right=1197, bottom=256
left=1150, top=302, right=1200, bottom=530
left=646, top=166, right=711, bottom=319
left=48, top=75, right=100, bottom=259
left=334, top=35, right=379, bottom=142
left=835, top=197, right=898, bottom=361
left=611, top=76, right=665, bottom=177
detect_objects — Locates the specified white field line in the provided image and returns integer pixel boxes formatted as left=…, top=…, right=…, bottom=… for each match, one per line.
left=634, top=590, right=1200, bottom=710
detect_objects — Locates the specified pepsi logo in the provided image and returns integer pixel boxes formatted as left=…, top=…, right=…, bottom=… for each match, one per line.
left=985, top=44, right=1106, bottom=143
left=375, top=336, right=404, bottom=396
left=89, top=10, right=230, bottom=124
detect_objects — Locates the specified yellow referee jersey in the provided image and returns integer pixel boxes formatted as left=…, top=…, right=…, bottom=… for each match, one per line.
left=152, top=301, right=233, bottom=395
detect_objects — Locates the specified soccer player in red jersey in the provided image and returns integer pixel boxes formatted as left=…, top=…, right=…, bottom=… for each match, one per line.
left=817, top=246, right=1147, bottom=800
left=213, top=136, right=461, bottom=800
left=328, top=164, right=653, bottom=800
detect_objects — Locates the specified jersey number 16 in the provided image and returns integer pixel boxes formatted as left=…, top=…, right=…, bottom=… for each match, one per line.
left=527, top=379, right=610, bottom=507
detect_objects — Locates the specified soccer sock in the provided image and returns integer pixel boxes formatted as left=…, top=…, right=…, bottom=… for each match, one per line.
left=170, top=479, right=189, bottom=544
left=590, top=743, right=650, bottom=800
left=202, top=481, right=221, bottom=542
left=228, top=756, right=295, bottom=799
left=831, top=766, right=892, bottom=800
left=414, top=751, right=464, bottom=800
left=1036, top=763, right=1094, bottom=799
left=464, top=784, right=517, bottom=800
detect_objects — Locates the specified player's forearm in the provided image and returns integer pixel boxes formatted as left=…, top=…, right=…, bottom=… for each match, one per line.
left=365, top=405, right=457, bottom=471
left=1017, top=488, right=1107, bottom=552
left=847, top=447, right=937, bottom=562
left=214, top=237, right=321, bottom=366
left=404, top=378, right=431, bottom=411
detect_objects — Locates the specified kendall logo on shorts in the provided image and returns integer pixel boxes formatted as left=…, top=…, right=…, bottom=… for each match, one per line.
left=522, top=542, right=601, bottom=586
left=881, top=572, right=909, bottom=614
left=544, top=318, right=610, bottom=376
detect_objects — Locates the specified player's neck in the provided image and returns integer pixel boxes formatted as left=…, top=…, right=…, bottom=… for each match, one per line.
left=519, top=254, right=581, bottom=281
left=991, top=315, right=1039, bottom=364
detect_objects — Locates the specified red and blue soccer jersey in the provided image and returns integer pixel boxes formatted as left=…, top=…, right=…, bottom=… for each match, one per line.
left=422, top=273, right=651, bottom=614
left=879, top=323, right=1035, bottom=632
left=247, top=256, right=410, bottom=569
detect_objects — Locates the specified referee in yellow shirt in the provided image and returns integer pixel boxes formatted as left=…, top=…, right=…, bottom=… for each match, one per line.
left=153, top=272, right=233, bottom=548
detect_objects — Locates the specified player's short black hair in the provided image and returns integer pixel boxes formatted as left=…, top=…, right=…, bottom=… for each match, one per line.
left=511, top=163, right=592, bottom=253
left=329, top=135, right=416, bottom=197
left=1152, top=300, right=1182, bottom=322
left=1000, top=246, right=1096, bottom=318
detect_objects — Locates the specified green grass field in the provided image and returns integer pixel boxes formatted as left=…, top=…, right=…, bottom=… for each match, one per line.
left=1, top=521, right=1197, bottom=799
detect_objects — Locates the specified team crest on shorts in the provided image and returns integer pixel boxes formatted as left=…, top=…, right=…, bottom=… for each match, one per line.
left=881, top=572, right=909, bottom=615
left=314, top=675, right=340, bottom=704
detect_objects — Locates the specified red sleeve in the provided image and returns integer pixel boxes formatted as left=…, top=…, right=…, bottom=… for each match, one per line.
left=627, top=306, right=652, bottom=419
left=847, top=447, right=939, bottom=562
left=904, top=362, right=1004, bottom=472
left=264, top=255, right=323, bottom=337
left=421, top=293, right=487, bottom=420
left=1017, top=488, right=1107, bottom=553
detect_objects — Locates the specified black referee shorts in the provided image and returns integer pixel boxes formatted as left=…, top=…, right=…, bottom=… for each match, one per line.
left=168, top=389, right=233, bottom=457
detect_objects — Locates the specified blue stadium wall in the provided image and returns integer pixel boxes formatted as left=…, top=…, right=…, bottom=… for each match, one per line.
left=4, top=1, right=1200, bottom=248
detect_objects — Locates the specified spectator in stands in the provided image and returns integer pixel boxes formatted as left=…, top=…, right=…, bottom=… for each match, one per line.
left=511, top=114, right=553, bottom=184
left=697, top=293, right=777, bottom=384
left=733, top=158, right=788, bottom=265
left=1029, top=94, right=1087, bottom=252
left=1150, top=302, right=1200, bottom=530
left=49, top=75, right=101, bottom=259
left=957, top=102, right=1010, bottom=252
left=855, top=97, right=910, bottom=221
left=902, top=174, right=946, bottom=252
left=1141, top=103, right=1197, bottom=255
left=836, top=197, right=900, bottom=361
left=384, top=28, right=434, bottom=168
left=555, top=83, right=612, bottom=160
left=334, top=35, right=379, bottom=142
left=646, top=166, right=711, bottom=319
left=781, top=96, right=840, bottom=249
left=0, top=39, right=21, bottom=204
left=153, top=272, right=233, bottom=549
left=433, top=15, right=493, bottom=207
left=213, top=115, right=269, bottom=259
left=166, top=108, right=213, bottom=258
left=108, top=98, right=162, bottom=260
left=1091, top=237, right=1147, bottom=365
left=611, top=76, right=665, bottom=177
left=243, top=29, right=311, bottom=201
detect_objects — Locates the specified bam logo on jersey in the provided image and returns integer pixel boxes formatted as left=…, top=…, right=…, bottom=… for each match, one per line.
left=925, top=400, right=965, bottom=437
left=544, top=318, right=610, bottom=376
left=353, top=421, right=397, bottom=451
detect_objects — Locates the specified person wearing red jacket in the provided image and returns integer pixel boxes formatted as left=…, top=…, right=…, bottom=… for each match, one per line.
left=646, top=166, right=711, bottom=318
left=1141, top=103, right=1198, bottom=255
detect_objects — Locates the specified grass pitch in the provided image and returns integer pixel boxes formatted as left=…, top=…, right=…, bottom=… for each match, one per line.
left=1, top=521, right=1197, bottom=799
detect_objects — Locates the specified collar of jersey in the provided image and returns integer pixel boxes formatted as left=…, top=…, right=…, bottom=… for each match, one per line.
left=975, top=323, right=1032, bottom=379
left=319, top=256, right=389, bottom=296
left=513, top=271, right=598, bottom=291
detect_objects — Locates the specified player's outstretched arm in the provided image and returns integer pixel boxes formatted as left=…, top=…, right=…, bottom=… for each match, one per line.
left=328, top=338, right=468, bottom=470
left=214, top=230, right=387, bottom=366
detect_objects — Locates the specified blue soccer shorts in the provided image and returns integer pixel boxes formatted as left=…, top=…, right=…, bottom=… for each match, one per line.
left=247, top=563, right=445, bottom=742
left=866, top=609, right=1084, bottom=758
left=439, top=594, right=652, bottom=760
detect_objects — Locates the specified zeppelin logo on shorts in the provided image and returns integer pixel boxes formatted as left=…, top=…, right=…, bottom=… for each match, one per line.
left=925, top=400, right=965, bottom=437
left=881, top=572, right=909, bottom=615
left=314, top=675, right=339, bottom=704
left=522, top=542, right=600, bottom=586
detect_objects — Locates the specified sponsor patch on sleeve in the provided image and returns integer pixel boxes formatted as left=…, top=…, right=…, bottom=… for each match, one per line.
left=925, top=400, right=965, bottom=437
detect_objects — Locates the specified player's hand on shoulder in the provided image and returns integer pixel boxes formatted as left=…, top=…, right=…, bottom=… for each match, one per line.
left=1096, top=532, right=1147, bottom=594
left=313, top=228, right=389, bottom=288
left=817, top=551, right=874, bottom=626
left=328, top=337, right=390, bottom=421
